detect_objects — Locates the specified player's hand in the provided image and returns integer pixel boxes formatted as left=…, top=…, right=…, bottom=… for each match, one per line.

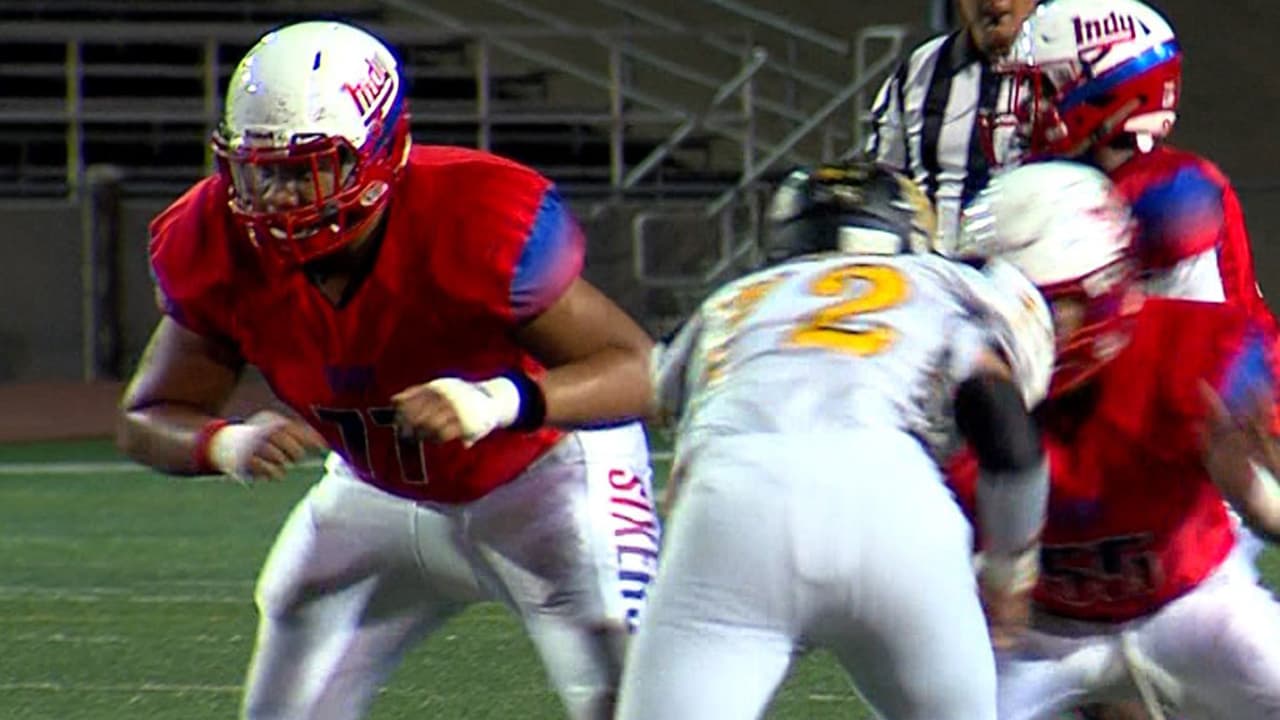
left=978, top=582, right=1033, bottom=651
left=207, top=410, right=326, bottom=482
left=1200, top=380, right=1280, bottom=541
left=391, top=377, right=521, bottom=447
left=976, top=546, right=1039, bottom=651
left=1199, top=380, right=1280, bottom=498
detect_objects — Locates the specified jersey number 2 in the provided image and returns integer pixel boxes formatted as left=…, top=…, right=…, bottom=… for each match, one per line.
left=790, top=264, right=909, bottom=356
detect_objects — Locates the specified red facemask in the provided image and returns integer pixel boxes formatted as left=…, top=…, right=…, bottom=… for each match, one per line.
left=214, top=112, right=410, bottom=267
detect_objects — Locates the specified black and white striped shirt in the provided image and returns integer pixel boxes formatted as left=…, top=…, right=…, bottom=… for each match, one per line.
left=864, top=30, right=1015, bottom=253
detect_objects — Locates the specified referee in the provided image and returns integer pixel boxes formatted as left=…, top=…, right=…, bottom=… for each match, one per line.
left=863, top=0, right=1037, bottom=253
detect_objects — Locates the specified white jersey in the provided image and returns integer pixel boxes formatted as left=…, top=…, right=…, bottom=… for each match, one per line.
left=653, top=252, right=1053, bottom=462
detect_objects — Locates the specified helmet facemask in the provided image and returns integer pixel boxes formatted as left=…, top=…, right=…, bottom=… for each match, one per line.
left=1036, top=259, right=1142, bottom=396
left=215, top=114, right=409, bottom=266
left=981, top=60, right=1079, bottom=166
left=980, top=0, right=1183, bottom=167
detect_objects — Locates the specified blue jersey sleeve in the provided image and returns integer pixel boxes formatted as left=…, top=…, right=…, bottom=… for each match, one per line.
left=1132, top=166, right=1224, bottom=268
left=508, top=188, right=586, bottom=322
left=1216, top=325, right=1276, bottom=416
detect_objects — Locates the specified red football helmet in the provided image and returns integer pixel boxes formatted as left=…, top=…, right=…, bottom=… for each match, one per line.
left=981, top=0, right=1182, bottom=166
left=212, top=21, right=411, bottom=266
left=959, top=161, right=1142, bottom=396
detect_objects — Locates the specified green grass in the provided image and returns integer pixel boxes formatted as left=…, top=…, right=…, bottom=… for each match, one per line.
left=0, top=439, right=1276, bottom=719
left=0, top=438, right=872, bottom=720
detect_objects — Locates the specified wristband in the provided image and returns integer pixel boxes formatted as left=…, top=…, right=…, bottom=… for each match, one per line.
left=502, top=370, right=548, bottom=430
left=192, top=418, right=234, bottom=474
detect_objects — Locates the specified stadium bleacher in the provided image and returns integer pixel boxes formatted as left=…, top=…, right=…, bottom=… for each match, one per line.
left=0, top=0, right=910, bottom=378
left=0, top=1, right=769, bottom=199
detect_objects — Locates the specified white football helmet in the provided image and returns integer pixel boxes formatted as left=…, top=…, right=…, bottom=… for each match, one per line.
left=960, top=161, right=1140, bottom=396
left=975, top=257, right=1056, bottom=408
left=213, top=21, right=412, bottom=265
left=982, top=0, right=1181, bottom=163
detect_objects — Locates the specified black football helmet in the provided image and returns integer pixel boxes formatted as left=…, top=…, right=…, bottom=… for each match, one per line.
left=762, top=160, right=937, bottom=264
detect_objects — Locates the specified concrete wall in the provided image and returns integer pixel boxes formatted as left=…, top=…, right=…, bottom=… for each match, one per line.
left=0, top=201, right=86, bottom=380
left=0, top=198, right=169, bottom=382
left=1146, top=0, right=1280, bottom=303
left=0, top=194, right=653, bottom=382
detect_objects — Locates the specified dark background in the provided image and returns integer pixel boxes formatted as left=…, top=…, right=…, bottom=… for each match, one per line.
left=0, top=0, right=1274, bottom=382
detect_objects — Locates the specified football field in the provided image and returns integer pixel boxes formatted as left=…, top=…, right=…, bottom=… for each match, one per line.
left=1, top=438, right=1277, bottom=720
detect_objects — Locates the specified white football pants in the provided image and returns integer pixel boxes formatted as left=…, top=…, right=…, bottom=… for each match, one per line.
left=240, top=423, right=657, bottom=720
left=996, top=544, right=1280, bottom=720
left=617, top=429, right=998, bottom=720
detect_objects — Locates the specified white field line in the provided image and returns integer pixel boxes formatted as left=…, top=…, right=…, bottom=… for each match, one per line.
left=0, top=681, right=242, bottom=694
left=0, top=451, right=673, bottom=476
left=0, top=585, right=248, bottom=604
left=0, top=679, right=857, bottom=705
left=0, top=680, right=575, bottom=701
left=0, top=458, right=320, bottom=476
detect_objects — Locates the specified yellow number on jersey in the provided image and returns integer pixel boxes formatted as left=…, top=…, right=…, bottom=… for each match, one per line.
left=789, top=264, right=910, bottom=356
left=704, top=272, right=793, bottom=383
left=722, top=274, right=790, bottom=329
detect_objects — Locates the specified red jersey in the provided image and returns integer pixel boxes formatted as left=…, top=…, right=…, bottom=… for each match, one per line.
left=1114, top=145, right=1280, bottom=430
left=949, top=299, right=1275, bottom=622
left=149, top=146, right=586, bottom=503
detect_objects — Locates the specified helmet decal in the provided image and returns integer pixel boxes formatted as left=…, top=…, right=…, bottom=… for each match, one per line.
left=981, top=0, right=1181, bottom=166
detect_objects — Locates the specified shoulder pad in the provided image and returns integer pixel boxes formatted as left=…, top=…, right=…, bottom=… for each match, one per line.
left=976, top=258, right=1056, bottom=407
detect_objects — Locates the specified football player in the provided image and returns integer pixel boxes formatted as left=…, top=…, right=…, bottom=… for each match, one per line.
left=985, top=0, right=1277, bottom=359
left=951, top=160, right=1280, bottom=720
left=980, top=6, right=1280, bottom=715
left=616, top=161, right=1057, bottom=720
left=116, top=21, right=658, bottom=720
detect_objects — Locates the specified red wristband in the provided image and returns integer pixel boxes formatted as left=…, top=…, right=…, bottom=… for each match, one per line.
left=192, top=419, right=233, bottom=474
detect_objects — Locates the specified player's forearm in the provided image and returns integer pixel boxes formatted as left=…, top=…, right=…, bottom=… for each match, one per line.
left=117, top=404, right=226, bottom=475
left=118, top=316, right=247, bottom=473
left=956, top=371, right=1048, bottom=557
left=539, top=345, right=652, bottom=427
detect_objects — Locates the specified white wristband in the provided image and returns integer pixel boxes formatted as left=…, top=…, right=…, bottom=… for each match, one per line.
left=207, top=423, right=268, bottom=480
left=424, top=376, right=522, bottom=445
left=474, top=376, right=522, bottom=429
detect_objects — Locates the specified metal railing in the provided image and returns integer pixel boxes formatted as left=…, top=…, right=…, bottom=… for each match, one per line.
left=0, top=7, right=909, bottom=317
left=629, top=23, right=908, bottom=311
left=698, top=0, right=852, bottom=55
left=370, top=0, right=912, bottom=311
left=381, top=0, right=785, bottom=190
left=0, top=19, right=768, bottom=199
